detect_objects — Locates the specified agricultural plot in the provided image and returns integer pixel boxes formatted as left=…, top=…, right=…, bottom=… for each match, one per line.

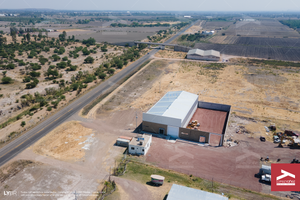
left=74, top=27, right=167, bottom=44
left=194, top=42, right=300, bottom=61
left=210, top=36, right=300, bottom=46
left=202, top=21, right=233, bottom=30
left=222, top=20, right=300, bottom=37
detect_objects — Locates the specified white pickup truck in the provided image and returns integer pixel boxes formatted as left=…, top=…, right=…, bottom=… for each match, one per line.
left=261, top=174, right=271, bottom=183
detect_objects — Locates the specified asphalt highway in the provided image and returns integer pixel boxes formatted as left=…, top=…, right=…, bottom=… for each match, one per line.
left=0, top=22, right=194, bottom=167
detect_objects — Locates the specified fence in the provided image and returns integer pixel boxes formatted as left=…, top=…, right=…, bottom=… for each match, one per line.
left=96, top=176, right=116, bottom=200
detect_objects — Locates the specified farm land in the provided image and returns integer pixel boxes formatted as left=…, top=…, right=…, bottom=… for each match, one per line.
left=177, top=19, right=300, bottom=61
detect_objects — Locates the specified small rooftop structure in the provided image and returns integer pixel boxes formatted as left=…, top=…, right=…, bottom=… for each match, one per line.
left=128, top=134, right=152, bottom=155
left=187, top=49, right=220, bottom=58
left=166, top=184, right=228, bottom=200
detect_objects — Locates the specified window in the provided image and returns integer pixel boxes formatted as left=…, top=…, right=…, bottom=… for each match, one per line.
left=131, top=147, right=135, bottom=150
left=159, top=128, right=165, bottom=134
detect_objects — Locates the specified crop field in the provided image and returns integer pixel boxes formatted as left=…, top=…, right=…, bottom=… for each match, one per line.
left=222, top=19, right=300, bottom=37
left=195, top=42, right=300, bottom=61
left=202, top=21, right=233, bottom=30
left=210, top=36, right=300, bottom=46
left=74, top=27, right=168, bottom=44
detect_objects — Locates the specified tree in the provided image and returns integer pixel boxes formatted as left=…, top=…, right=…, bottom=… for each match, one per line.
left=108, top=68, right=115, bottom=74
left=1, top=77, right=13, bottom=84
left=84, top=56, right=94, bottom=64
left=59, top=31, right=67, bottom=41
left=21, top=121, right=26, bottom=127
left=99, top=73, right=106, bottom=79
left=38, top=31, right=43, bottom=39
left=26, top=33, right=31, bottom=42
left=2, top=71, right=7, bottom=77
left=0, top=35, right=7, bottom=46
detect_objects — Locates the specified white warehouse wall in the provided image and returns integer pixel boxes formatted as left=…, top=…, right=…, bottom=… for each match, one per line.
left=182, top=97, right=198, bottom=127
left=143, top=113, right=182, bottom=127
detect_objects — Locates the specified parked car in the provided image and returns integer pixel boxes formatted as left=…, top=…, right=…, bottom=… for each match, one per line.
left=261, top=174, right=271, bottom=183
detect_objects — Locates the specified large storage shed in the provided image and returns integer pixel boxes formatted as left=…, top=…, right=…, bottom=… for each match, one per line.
left=187, top=49, right=220, bottom=61
left=143, top=91, right=198, bottom=138
left=167, top=184, right=228, bottom=200
left=142, top=91, right=231, bottom=146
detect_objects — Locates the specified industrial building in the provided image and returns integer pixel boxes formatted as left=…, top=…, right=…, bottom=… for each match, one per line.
left=128, top=134, right=152, bottom=155
left=187, top=49, right=220, bottom=61
left=142, top=91, right=231, bottom=146
left=166, top=184, right=228, bottom=200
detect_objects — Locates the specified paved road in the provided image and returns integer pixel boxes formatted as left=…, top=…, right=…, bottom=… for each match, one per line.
left=0, top=22, right=195, bottom=167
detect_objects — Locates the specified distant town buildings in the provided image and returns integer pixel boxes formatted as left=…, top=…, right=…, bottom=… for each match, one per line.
left=184, top=16, right=192, bottom=18
left=0, top=13, right=18, bottom=17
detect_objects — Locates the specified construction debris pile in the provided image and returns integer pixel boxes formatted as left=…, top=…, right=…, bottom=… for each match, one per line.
left=187, top=120, right=200, bottom=130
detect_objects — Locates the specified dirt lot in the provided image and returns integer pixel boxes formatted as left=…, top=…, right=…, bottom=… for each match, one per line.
left=0, top=108, right=139, bottom=199
left=31, top=121, right=94, bottom=162
left=145, top=136, right=299, bottom=195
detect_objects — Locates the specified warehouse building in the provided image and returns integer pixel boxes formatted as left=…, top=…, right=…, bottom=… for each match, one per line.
left=187, top=49, right=220, bottom=61
left=167, top=184, right=228, bottom=200
left=142, top=91, right=231, bottom=146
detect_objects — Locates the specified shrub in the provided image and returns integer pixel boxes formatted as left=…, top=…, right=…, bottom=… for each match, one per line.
left=39, top=57, right=48, bottom=65
left=21, top=121, right=26, bottom=127
left=23, top=76, right=31, bottom=82
left=108, top=68, right=115, bottom=74
left=98, top=73, right=106, bottom=79
left=62, top=56, right=68, bottom=61
left=83, top=75, right=95, bottom=83
left=29, top=71, right=40, bottom=77
left=84, top=56, right=94, bottom=64
left=56, top=61, right=67, bottom=69
left=1, top=77, right=13, bottom=84
left=47, top=106, right=52, bottom=111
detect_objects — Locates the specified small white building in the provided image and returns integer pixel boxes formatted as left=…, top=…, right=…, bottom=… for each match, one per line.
left=202, top=30, right=214, bottom=35
left=184, top=16, right=192, bottom=18
left=46, top=29, right=54, bottom=32
left=187, top=49, right=220, bottom=61
left=128, top=134, right=152, bottom=155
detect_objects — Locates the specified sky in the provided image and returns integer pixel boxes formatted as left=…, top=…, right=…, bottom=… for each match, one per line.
left=0, top=0, right=300, bottom=11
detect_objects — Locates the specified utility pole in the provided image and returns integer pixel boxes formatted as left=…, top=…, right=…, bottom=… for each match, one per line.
left=73, top=191, right=79, bottom=200
left=136, top=112, right=138, bottom=128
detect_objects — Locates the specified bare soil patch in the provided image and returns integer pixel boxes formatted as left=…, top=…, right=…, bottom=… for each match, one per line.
left=31, top=121, right=94, bottom=162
